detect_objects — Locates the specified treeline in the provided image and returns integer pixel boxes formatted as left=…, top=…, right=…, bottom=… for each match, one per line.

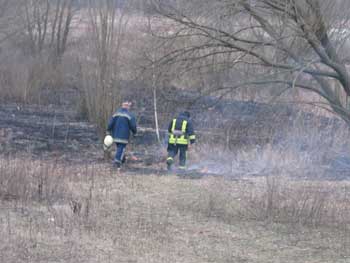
left=1, top=0, right=350, bottom=135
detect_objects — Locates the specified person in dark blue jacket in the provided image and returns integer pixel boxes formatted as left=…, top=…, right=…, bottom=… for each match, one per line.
left=107, top=101, right=137, bottom=168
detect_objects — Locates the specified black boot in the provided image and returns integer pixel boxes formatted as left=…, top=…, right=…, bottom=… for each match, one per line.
left=113, top=160, right=121, bottom=169
left=166, top=158, right=173, bottom=171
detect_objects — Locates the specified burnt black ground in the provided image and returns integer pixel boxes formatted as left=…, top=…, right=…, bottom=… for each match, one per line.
left=0, top=103, right=174, bottom=170
left=0, top=103, right=101, bottom=163
left=1, top=101, right=349, bottom=180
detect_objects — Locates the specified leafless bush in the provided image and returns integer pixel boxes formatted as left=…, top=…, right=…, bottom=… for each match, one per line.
left=0, top=55, right=70, bottom=104
left=0, top=0, right=78, bottom=105
left=0, top=157, right=68, bottom=203
left=0, top=157, right=348, bottom=261
left=77, top=2, right=133, bottom=133
left=172, top=172, right=350, bottom=232
left=239, top=176, right=350, bottom=228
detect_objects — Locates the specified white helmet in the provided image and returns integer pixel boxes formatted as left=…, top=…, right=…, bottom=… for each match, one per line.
left=103, top=135, right=114, bottom=149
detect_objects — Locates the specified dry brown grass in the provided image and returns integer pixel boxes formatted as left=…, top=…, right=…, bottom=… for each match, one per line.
left=0, top=156, right=349, bottom=262
left=0, top=56, right=72, bottom=105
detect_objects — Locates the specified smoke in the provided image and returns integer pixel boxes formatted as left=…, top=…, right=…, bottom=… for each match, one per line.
left=189, top=116, right=350, bottom=180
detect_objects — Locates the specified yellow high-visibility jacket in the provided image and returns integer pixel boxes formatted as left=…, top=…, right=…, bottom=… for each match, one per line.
left=168, top=113, right=196, bottom=145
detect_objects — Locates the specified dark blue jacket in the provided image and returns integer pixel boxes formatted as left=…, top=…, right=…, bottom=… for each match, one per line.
left=107, top=108, right=137, bottom=144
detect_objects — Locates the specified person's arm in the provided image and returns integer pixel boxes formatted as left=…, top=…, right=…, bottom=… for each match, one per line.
left=106, top=116, right=115, bottom=134
left=129, top=114, right=137, bottom=135
left=186, top=121, right=196, bottom=144
left=168, top=120, right=173, bottom=133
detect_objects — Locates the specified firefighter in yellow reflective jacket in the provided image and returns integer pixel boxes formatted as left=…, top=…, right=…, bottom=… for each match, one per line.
left=166, top=111, right=196, bottom=171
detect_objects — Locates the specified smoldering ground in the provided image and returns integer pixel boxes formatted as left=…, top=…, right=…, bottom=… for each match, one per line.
left=1, top=97, right=350, bottom=181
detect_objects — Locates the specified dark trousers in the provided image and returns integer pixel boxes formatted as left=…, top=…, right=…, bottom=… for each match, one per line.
left=167, top=144, right=187, bottom=168
left=114, top=143, right=127, bottom=164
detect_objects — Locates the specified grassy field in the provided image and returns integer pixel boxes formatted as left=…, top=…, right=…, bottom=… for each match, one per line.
left=0, top=158, right=349, bottom=263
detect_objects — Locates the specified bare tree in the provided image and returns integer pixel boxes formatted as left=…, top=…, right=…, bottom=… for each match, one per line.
left=81, top=0, right=130, bottom=132
left=0, top=0, right=23, bottom=45
left=23, top=0, right=76, bottom=61
left=49, top=0, right=75, bottom=62
left=24, top=0, right=50, bottom=54
left=148, top=0, right=350, bottom=124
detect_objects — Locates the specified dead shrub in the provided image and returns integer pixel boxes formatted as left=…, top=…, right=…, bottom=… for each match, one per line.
left=239, top=176, right=350, bottom=228
left=0, top=157, right=68, bottom=204
left=0, top=52, right=74, bottom=105
left=170, top=171, right=350, bottom=231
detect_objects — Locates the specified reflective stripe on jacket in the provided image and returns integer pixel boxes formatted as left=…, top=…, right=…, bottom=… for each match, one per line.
left=168, top=113, right=196, bottom=145
left=107, top=108, right=137, bottom=143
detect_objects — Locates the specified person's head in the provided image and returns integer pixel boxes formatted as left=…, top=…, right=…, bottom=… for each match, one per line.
left=121, top=100, right=132, bottom=110
left=182, top=111, right=190, bottom=118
